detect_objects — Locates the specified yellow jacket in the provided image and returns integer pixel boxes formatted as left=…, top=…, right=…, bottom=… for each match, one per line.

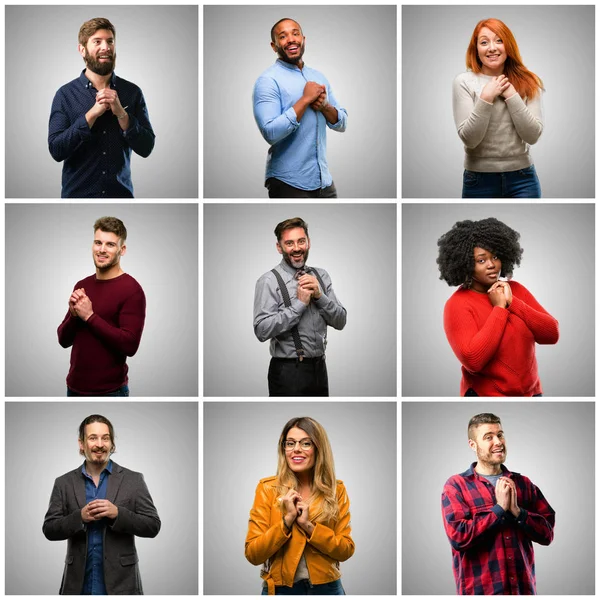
left=245, top=476, right=355, bottom=594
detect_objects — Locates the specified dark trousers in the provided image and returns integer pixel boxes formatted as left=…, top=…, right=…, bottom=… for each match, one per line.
left=465, top=388, right=542, bottom=397
left=268, top=357, right=329, bottom=396
left=262, top=579, right=345, bottom=595
left=266, top=178, right=338, bottom=198
left=67, top=384, right=130, bottom=397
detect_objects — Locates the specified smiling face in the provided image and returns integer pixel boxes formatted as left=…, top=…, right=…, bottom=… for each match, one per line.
left=284, top=426, right=316, bottom=475
left=79, top=28, right=116, bottom=76
left=471, top=247, right=501, bottom=291
left=477, top=26, right=507, bottom=75
left=276, top=226, right=310, bottom=269
left=271, top=19, right=305, bottom=65
left=92, top=229, right=125, bottom=272
left=79, top=422, right=113, bottom=467
left=469, top=422, right=507, bottom=470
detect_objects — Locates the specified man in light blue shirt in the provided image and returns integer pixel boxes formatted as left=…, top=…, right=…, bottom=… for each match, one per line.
left=253, top=18, right=348, bottom=198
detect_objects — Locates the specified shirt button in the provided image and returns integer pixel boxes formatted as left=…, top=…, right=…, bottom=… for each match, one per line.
left=102, top=171, right=106, bottom=175
left=102, top=152, right=106, bottom=155
left=102, top=191, right=106, bottom=194
left=505, top=536, right=510, bottom=539
left=103, top=130, right=106, bottom=134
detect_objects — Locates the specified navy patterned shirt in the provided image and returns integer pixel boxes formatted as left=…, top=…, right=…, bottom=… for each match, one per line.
left=81, top=460, right=113, bottom=595
left=442, top=463, right=555, bottom=595
left=48, top=70, right=155, bottom=198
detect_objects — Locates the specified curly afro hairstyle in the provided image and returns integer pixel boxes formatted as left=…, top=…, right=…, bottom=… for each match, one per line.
left=437, top=217, right=523, bottom=287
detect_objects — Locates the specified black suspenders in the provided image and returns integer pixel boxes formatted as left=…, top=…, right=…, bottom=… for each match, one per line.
left=270, top=268, right=326, bottom=361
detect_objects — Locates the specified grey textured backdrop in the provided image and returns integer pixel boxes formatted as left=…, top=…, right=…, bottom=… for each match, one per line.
left=204, top=5, right=397, bottom=198
left=402, top=402, right=595, bottom=595
left=204, top=204, right=397, bottom=397
left=6, top=5, right=198, bottom=198
left=5, top=204, right=198, bottom=397
left=402, top=203, right=594, bottom=397
left=5, top=402, right=198, bottom=595
left=204, top=401, right=397, bottom=595
left=402, top=5, right=595, bottom=198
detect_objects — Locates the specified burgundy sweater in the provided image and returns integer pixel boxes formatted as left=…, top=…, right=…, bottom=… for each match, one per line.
left=57, top=273, right=146, bottom=395
left=444, top=281, right=559, bottom=396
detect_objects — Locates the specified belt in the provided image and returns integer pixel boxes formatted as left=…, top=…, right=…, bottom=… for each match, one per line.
left=271, top=356, right=325, bottom=363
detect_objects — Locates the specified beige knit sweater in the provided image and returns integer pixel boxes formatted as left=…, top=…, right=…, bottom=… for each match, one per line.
left=452, top=71, right=544, bottom=172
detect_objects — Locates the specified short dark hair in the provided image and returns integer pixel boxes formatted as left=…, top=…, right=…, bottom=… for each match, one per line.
left=270, top=18, right=302, bottom=44
left=437, top=217, right=523, bottom=287
left=79, top=17, right=116, bottom=47
left=468, top=413, right=502, bottom=440
left=78, top=414, right=116, bottom=454
left=94, top=216, right=127, bottom=245
left=274, top=217, right=309, bottom=242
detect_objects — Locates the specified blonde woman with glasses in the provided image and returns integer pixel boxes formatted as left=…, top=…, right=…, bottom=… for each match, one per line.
left=245, top=417, right=354, bottom=595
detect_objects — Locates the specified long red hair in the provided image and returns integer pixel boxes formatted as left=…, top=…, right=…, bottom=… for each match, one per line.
left=466, top=18, right=543, bottom=100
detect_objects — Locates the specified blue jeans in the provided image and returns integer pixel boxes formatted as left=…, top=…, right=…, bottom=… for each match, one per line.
left=262, top=579, right=345, bottom=595
left=462, top=165, right=541, bottom=198
left=67, top=385, right=130, bottom=397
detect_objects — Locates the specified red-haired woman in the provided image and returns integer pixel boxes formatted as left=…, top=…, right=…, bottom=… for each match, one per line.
left=453, top=19, right=544, bottom=198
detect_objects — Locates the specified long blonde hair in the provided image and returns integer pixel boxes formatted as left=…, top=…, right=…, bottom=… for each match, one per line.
left=276, top=417, right=338, bottom=523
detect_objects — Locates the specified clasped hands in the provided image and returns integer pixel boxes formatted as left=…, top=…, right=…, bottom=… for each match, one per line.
left=90, top=88, right=126, bottom=119
left=495, top=476, right=520, bottom=518
left=303, top=81, right=328, bottom=112
left=281, top=489, right=314, bottom=535
left=296, top=274, right=322, bottom=306
left=481, top=74, right=517, bottom=103
left=81, top=499, right=118, bottom=523
left=487, top=281, right=512, bottom=309
left=69, top=288, right=94, bottom=321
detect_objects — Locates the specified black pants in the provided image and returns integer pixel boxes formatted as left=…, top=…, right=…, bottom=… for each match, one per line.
left=268, top=357, right=329, bottom=396
left=266, top=178, right=338, bottom=198
left=465, top=388, right=543, bottom=397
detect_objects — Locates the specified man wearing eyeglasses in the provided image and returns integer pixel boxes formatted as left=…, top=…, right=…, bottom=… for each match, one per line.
left=441, top=413, right=555, bottom=595
left=253, top=217, right=346, bottom=396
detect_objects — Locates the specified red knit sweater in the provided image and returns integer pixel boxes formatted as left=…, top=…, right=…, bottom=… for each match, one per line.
left=57, top=273, right=146, bottom=395
left=444, top=281, right=559, bottom=396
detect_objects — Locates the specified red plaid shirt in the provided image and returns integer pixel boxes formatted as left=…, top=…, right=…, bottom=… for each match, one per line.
left=442, top=463, right=555, bottom=595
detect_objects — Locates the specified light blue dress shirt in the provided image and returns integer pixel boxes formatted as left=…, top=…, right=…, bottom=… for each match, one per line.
left=253, top=59, right=348, bottom=191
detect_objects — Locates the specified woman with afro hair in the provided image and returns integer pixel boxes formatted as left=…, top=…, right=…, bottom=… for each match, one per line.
left=438, top=217, right=559, bottom=396
left=453, top=19, right=544, bottom=198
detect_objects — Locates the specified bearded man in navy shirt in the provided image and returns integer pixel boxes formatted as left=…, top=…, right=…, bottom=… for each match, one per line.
left=253, top=18, right=347, bottom=198
left=48, top=17, right=155, bottom=198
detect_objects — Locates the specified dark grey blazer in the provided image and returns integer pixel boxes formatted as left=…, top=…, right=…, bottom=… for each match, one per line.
left=43, top=461, right=161, bottom=595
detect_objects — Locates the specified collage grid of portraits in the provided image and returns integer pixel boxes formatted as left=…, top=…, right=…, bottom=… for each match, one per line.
left=0, top=0, right=598, bottom=597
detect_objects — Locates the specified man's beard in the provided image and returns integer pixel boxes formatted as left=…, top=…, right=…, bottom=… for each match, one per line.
left=275, top=40, right=305, bottom=65
left=283, top=248, right=309, bottom=269
left=84, top=48, right=116, bottom=76
left=94, top=254, right=120, bottom=271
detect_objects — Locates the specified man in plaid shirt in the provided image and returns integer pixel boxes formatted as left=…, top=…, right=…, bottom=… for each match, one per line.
left=441, top=413, right=555, bottom=594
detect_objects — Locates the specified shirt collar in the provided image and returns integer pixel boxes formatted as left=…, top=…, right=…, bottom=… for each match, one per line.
left=468, top=461, right=512, bottom=478
left=275, top=58, right=305, bottom=72
left=79, top=69, right=117, bottom=90
left=81, top=458, right=113, bottom=478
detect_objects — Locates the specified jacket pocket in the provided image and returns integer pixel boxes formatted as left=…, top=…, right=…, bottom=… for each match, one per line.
left=120, top=553, right=139, bottom=566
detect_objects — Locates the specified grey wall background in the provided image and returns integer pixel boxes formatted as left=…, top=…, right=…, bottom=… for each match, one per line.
left=204, top=5, right=396, bottom=198
left=402, top=402, right=594, bottom=594
left=5, top=402, right=198, bottom=594
left=5, top=204, right=198, bottom=396
left=402, top=203, right=594, bottom=397
left=204, top=401, right=396, bottom=595
left=204, top=204, right=396, bottom=397
left=6, top=5, right=198, bottom=198
left=402, top=5, right=595, bottom=198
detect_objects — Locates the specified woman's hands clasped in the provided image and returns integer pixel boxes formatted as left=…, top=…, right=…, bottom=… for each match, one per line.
left=280, top=489, right=315, bottom=536
left=480, top=75, right=517, bottom=103
left=487, top=281, right=512, bottom=308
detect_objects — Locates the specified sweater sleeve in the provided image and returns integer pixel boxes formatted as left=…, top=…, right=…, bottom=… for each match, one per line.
left=85, top=287, right=146, bottom=356
left=306, top=482, right=355, bottom=562
left=444, top=297, right=510, bottom=373
left=452, top=75, right=494, bottom=149
left=57, top=311, right=79, bottom=348
left=245, top=480, right=291, bottom=566
left=508, top=283, right=559, bottom=344
left=504, top=91, right=544, bottom=145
